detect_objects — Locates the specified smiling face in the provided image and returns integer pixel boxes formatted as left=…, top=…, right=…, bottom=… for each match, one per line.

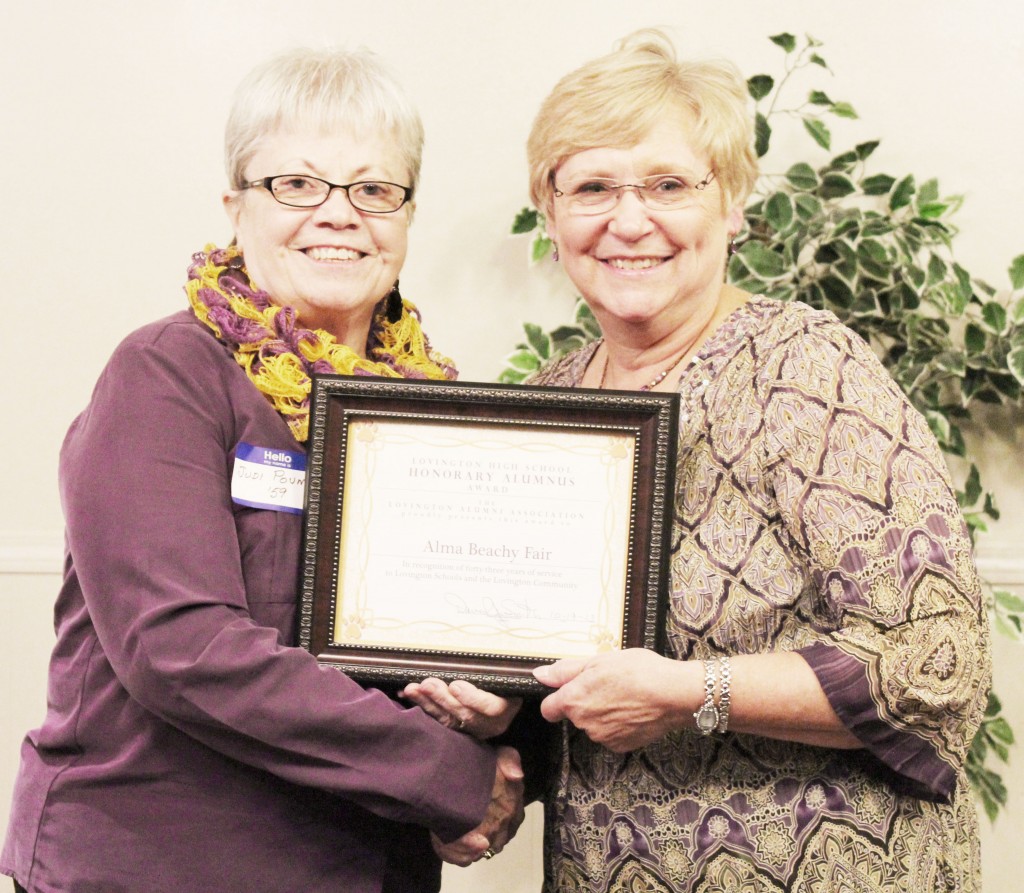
left=223, top=127, right=411, bottom=350
left=546, top=113, right=744, bottom=339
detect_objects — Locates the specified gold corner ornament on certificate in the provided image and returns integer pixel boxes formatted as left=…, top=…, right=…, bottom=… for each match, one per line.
left=298, top=375, right=678, bottom=694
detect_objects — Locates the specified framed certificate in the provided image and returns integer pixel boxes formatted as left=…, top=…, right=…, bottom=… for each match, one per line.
left=298, top=376, right=678, bottom=694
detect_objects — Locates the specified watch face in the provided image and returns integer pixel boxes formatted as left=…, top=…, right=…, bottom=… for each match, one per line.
left=695, top=705, right=718, bottom=733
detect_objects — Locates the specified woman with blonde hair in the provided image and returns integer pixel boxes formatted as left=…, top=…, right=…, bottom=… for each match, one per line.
left=407, top=29, right=990, bottom=893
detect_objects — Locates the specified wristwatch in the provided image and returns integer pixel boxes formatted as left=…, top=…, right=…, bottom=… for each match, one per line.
left=694, top=660, right=719, bottom=735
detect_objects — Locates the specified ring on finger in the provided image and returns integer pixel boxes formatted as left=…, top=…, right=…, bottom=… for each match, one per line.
left=483, top=847, right=496, bottom=859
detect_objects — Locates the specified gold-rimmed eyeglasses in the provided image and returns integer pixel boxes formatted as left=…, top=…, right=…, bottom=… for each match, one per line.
left=553, top=170, right=715, bottom=215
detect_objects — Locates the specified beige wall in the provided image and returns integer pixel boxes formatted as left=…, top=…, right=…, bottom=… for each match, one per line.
left=2, top=1, right=1022, bottom=890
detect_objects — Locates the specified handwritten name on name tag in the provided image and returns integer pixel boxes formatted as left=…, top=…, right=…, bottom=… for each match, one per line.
left=231, top=443, right=307, bottom=514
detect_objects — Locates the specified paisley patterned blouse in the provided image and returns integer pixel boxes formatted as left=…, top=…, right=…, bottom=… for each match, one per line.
left=529, top=296, right=990, bottom=893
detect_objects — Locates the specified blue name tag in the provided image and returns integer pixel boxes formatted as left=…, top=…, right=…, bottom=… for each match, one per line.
left=231, top=442, right=307, bottom=514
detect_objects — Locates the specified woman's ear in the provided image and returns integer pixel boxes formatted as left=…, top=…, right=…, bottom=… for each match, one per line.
left=544, top=206, right=559, bottom=244
left=726, top=203, right=744, bottom=236
left=222, top=190, right=243, bottom=247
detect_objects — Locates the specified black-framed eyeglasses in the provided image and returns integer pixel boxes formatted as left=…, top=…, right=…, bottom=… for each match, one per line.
left=244, top=174, right=413, bottom=213
left=552, top=170, right=716, bottom=215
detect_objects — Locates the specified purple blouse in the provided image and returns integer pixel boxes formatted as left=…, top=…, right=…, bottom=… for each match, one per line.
left=2, top=311, right=496, bottom=893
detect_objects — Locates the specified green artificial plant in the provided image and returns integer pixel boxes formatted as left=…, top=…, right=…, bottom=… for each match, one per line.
left=501, top=33, right=1023, bottom=821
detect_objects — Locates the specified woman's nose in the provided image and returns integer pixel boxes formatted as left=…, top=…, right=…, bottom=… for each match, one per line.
left=312, top=186, right=362, bottom=225
left=606, top=189, right=655, bottom=239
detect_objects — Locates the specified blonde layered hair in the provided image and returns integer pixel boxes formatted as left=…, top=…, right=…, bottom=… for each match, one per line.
left=527, top=29, right=758, bottom=215
left=225, top=47, right=424, bottom=193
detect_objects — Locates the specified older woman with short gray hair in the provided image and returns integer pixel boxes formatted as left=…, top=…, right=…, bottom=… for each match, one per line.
left=1, top=46, right=522, bottom=893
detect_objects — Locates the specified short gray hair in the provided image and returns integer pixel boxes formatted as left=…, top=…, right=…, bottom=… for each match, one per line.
left=225, top=47, right=424, bottom=192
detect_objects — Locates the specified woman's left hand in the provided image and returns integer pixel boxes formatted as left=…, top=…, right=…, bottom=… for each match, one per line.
left=400, top=677, right=522, bottom=740
left=533, top=648, right=692, bottom=752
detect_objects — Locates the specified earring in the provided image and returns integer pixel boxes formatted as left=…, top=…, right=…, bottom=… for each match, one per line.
left=385, top=281, right=403, bottom=323
left=728, top=237, right=738, bottom=256
left=551, top=242, right=559, bottom=262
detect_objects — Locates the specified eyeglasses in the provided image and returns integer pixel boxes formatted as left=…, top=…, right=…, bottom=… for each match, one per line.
left=552, top=170, right=716, bottom=215
left=244, top=175, right=413, bottom=213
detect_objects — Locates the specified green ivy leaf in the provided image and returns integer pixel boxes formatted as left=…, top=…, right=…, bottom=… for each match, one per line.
left=917, top=202, right=949, bottom=220
left=1010, top=254, right=1024, bottom=290
left=855, top=140, right=880, bottom=160
left=748, top=74, right=774, bottom=100
left=996, top=590, right=1024, bottom=613
left=765, top=193, right=794, bottom=231
left=919, top=178, right=940, bottom=204
left=954, top=264, right=974, bottom=304
left=1007, top=347, right=1024, bottom=384
left=497, top=370, right=526, bottom=384
left=935, top=351, right=966, bottom=376
left=927, top=253, right=948, bottom=286
left=786, top=162, right=818, bottom=191
left=511, top=207, right=539, bottom=234
left=831, top=101, right=858, bottom=119
left=851, top=289, right=881, bottom=317
left=856, top=239, right=890, bottom=281
left=925, top=410, right=951, bottom=443
left=818, top=173, right=856, bottom=199
left=861, top=216, right=894, bottom=238
left=964, top=323, right=986, bottom=354
left=574, top=300, right=603, bottom=339
left=755, top=111, right=772, bottom=158
left=548, top=324, right=584, bottom=342
left=794, top=193, right=822, bottom=221
left=803, top=118, right=831, bottom=150
left=985, top=492, right=1001, bottom=521
left=890, top=175, right=916, bottom=211
left=964, top=511, right=988, bottom=533
left=1011, top=297, right=1024, bottom=326
left=961, top=464, right=982, bottom=505
left=859, top=174, right=894, bottom=196
left=991, top=374, right=1021, bottom=400
left=782, top=231, right=804, bottom=266
left=523, top=322, right=551, bottom=359
left=770, top=32, right=797, bottom=52
left=737, top=242, right=787, bottom=279
left=832, top=212, right=862, bottom=240
left=982, top=301, right=1008, bottom=334
left=530, top=233, right=552, bottom=263
left=809, top=53, right=828, bottom=69
left=995, top=614, right=1018, bottom=640
left=820, top=273, right=855, bottom=308
left=506, top=349, right=541, bottom=372
left=809, top=90, right=833, bottom=106
left=827, top=149, right=859, bottom=172
left=989, top=717, right=1016, bottom=744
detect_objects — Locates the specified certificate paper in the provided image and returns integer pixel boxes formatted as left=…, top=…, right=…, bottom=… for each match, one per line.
left=337, top=420, right=633, bottom=658
left=299, top=377, right=678, bottom=693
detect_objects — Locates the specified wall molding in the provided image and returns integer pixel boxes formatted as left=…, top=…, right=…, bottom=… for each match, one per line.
left=0, top=532, right=63, bottom=576
left=1, top=531, right=1021, bottom=587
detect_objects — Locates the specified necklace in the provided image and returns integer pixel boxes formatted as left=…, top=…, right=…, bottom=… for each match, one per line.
left=599, top=348, right=687, bottom=391
left=598, top=306, right=719, bottom=391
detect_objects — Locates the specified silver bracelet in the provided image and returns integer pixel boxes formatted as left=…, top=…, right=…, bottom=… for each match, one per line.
left=716, top=655, right=731, bottom=733
left=693, top=659, right=719, bottom=735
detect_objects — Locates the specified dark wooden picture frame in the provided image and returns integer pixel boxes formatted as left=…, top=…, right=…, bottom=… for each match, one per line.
left=298, top=375, right=678, bottom=694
